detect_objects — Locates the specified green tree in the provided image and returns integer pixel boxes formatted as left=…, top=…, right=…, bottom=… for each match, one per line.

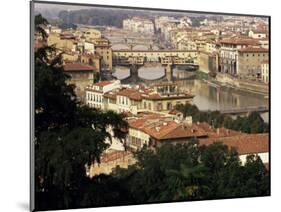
left=34, top=15, right=128, bottom=210
left=114, top=141, right=269, bottom=204
left=35, top=14, right=49, bottom=40
left=176, top=103, right=268, bottom=133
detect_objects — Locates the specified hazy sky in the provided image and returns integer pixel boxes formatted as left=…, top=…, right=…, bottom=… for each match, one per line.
left=34, top=3, right=90, bottom=11
left=34, top=1, right=221, bottom=20
left=33, top=2, right=266, bottom=21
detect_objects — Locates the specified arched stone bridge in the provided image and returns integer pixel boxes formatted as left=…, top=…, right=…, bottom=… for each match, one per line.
left=112, top=49, right=199, bottom=67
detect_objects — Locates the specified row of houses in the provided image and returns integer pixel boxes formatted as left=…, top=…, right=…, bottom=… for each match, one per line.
left=85, top=80, right=194, bottom=114
left=46, top=28, right=113, bottom=71
left=153, top=15, right=269, bottom=83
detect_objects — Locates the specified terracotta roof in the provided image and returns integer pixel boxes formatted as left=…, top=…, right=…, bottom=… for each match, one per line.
left=128, top=117, right=208, bottom=140
left=157, top=124, right=208, bottom=140
left=199, top=133, right=269, bottom=155
left=104, top=92, right=117, bottom=99
left=100, top=150, right=132, bottom=163
left=34, top=41, right=47, bottom=49
left=116, top=88, right=143, bottom=101
left=197, top=122, right=244, bottom=138
left=113, top=49, right=197, bottom=53
left=220, top=38, right=258, bottom=45
left=63, top=63, right=93, bottom=72
left=238, top=47, right=268, bottom=53
left=94, top=80, right=114, bottom=87
left=251, top=29, right=267, bottom=34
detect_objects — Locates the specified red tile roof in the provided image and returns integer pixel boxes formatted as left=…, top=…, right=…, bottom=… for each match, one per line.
left=128, top=116, right=208, bottom=140
left=94, top=80, right=114, bottom=87
left=116, top=88, right=143, bottom=101
left=220, top=38, right=258, bottom=45
left=104, top=92, right=117, bottom=99
left=63, top=63, right=93, bottom=72
left=199, top=133, right=269, bottom=155
left=238, top=47, right=268, bottom=53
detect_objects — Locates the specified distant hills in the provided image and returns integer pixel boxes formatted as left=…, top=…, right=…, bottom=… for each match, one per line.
left=35, top=4, right=208, bottom=28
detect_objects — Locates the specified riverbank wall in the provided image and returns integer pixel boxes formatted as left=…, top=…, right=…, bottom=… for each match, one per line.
left=215, top=73, right=269, bottom=95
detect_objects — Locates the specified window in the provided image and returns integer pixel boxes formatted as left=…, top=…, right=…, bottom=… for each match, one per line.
left=157, top=103, right=163, bottom=111
left=167, top=102, right=172, bottom=110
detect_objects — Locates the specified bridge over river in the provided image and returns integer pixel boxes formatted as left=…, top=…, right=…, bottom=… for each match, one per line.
left=112, top=49, right=199, bottom=66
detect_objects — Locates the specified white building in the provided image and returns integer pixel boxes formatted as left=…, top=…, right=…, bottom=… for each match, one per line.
left=85, top=80, right=121, bottom=109
left=84, top=41, right=95, bottom=54
left=261, top=61, right=269, bottom=83
left=123, top=17, right=154, bottom=35
left=248, top=29, right=267, bottom=39
left=177, top=38, right=197, bottom=51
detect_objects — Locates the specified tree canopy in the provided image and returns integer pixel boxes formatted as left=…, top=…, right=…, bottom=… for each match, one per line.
left=113, top=141, right=269, bottom=203
left=34, top=14, right=128, bottom=210
left=175, top=103, right=269, bottom=133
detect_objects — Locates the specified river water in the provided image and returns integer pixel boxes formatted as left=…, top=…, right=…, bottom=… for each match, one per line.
left=112, top=66, right=269, bottom=123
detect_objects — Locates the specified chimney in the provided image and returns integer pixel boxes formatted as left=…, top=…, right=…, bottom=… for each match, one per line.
left=184, top=116, right=193, bottom=126
left=216, top=128, right=220, bottom=135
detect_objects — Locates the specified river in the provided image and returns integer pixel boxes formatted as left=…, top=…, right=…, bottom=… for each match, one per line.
left=112, top=65, right=269, bottom=123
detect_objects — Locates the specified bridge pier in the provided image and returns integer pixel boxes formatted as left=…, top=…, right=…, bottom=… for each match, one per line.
left=164, top=64, right=173, bottom=82
left=120, top=64, right=143, bottom=84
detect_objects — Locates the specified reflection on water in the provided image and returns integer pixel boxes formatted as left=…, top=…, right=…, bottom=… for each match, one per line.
left=113, top=66, right=130, bottom=79
left=173, top=68, right=196, bottom=79
left=112, top=65, right=269, bottom=122
left=177, top=80, right=268, bottom=110
left=138, top=66, right=165, bottom=80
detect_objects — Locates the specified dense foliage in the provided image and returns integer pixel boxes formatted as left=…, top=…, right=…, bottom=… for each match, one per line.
left=175, top=103, right=269, bottom=133
left=113, top=141, right=269, bottom=203
left=34, top=14, right=128, bottom=210
left=58, top=9, right=132, bottom=27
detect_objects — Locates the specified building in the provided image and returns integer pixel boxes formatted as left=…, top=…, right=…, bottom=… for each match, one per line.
left=63, top=62, right=96, bottom=101
left=101, top=83, right=194, bottom=114
left=126, top=112, right=208, bottom=150
left=85, top=80, right=121, bottom=109
left=219, top=37, right=259, bottom=75
left=83, top=28, right=102, bottom=41
left=124, top=111, right=269, bottom=166
left=261, top=60, right=269, bottom=83
left=43, top=25, right=62, bottom=34
left=155, top=16, right=177, bottom=32
left=125, top=111, right=249, bottom=151
left=248, top=29, right=267, bottom=39
left=123, top=17, right=154, bottom=35
left=198, top=51, right=219, bottom=74
left=47, top=32, right=77, bottom=51
left=93, top=38, right=113, bottom=70
left=80, top=53, right=101, bottom=72
left=237, top=47, right=269, bottom=77
left=177, top=38, right=197, bottom=51
left=199, top=133, right=269, bottom=165
left=86, top=150, right=135, bottom=177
